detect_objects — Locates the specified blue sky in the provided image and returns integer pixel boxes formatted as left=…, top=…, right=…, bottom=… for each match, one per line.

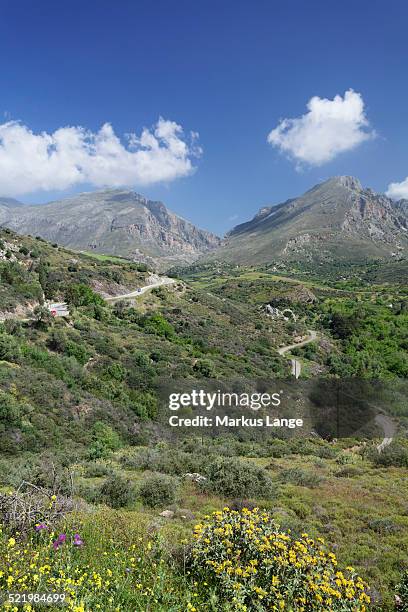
left=1, top=0, right=408, bottom=234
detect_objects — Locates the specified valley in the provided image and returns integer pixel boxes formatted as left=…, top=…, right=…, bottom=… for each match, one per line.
left=0, top=178, right=407, bottom=610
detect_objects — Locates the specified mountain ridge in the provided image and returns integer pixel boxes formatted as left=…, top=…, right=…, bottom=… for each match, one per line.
left=0, top=189, right=221, bottom=271
left=1, top=177, right=408, bottom=270
left=213, top=176, right=408, bottom=266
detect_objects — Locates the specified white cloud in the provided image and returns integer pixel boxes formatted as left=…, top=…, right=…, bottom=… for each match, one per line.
left=386, top=177, right=408, bottom=200
left=0, top=117, right=200, bottom=196
left=267, top=89, right=374, bottom=166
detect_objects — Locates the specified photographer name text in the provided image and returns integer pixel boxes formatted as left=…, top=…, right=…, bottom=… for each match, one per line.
left=168, top=415, right=304, bottom=429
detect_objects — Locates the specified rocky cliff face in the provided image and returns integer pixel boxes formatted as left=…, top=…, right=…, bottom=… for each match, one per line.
left=211, top=176, right=408, bottom=266
left=0, top=190, right=221, bottom=270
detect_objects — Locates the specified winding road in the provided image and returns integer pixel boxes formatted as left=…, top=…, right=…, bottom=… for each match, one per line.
left=105, top=275, right=175, bottom=302
left=277, top=330, right=396, bottom=449
left=278, top=330, right=318, bottom=379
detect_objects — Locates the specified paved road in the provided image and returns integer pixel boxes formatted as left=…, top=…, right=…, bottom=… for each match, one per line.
left=278, top=330, right=318, bottom=379
left=105, top=275, right=175, bottom=302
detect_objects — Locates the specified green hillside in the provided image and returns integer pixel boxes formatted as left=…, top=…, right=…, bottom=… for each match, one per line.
left=0, top=228, right=407, bottom=610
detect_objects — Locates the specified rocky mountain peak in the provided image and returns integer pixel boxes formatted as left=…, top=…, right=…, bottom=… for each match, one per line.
left=333, top=175, right=363, bottom=191
left=210, top=176, right=408, bottom=266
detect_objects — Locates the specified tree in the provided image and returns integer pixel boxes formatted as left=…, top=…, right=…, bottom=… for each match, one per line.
left=33, top=306, right=53, bottom=330
left=65, top=283, right=104, bottom=307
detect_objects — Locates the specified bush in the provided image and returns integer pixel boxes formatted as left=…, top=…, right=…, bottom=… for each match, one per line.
left=3, top=319, right=22, bottom=336
left=335, top=466, right=363, bottom=478
left=266, top=439, right=290, bottom=458
left=279, top=467, right=323, bottom=488
left=0, top=484, right=74, bottom=533
left=314, top=444, right=338, bottom=459
left=203, top=457, right=274, bottom=498
left=0, top=391, right=23, bottom=425
left=191, top=507, right=370, bottom=611
left=88, top=422, right=123, bottom=459
left=99, top=474, right=135, bottom=508
left=287, top=499, right=310, bottom=519
left=193, top=358, right=216, bottom=377
left=83, top=461, right=112, bottom=478
left=336, top=452, right=357, bottom=465
left=0, top=333, right=21, bottom=362
left=139, top=313, right=175, bottom=339
left=370, top=442, right=408, bottom=468
left=138, top=473, right=178, bottom=508
left=121, top=447, right=201, bottom=475
left=366, top=517, right=401, bottom=534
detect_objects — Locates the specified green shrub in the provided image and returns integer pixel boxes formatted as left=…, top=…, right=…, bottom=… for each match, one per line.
left=104, top=363, right=126, bottom=382
left=122, top=447, right=201, bottom=475
left=287, top=499, right=310, bottom=519
left=314, top=444, right=338, bottom=459
left=335, top=466, right=363, bottom=478
left=64, top=340, right=90, bottom=365
left=336, top=452, right=357, bottom=465
left=33, top=306, right=53, bottom=330
left=266, top=439, right=290, bottom=458
left=83, top=461, right=112, bottom=478
left=203, top=457, right=274, bottom=498
left=0, top=333, right=21, bottom=362
left=366, top=517, right=401, bottom=534
left=371, top=442, right=408, bottom=468
left=46, top=329, right=67, bottom=352
left=139, top=313, right=175, bottom=339
left=99, top=474, right=135, bottom=508
left=193, top=358, right=216, bottom=377
left=88, top=422, right=123, bottom=459
left=279, top=467, right=323, bottom=488
left=138, top=473, right=178, bottom=508
left=126, top=390, right=157, bottom=419
left=3, top=319, right=22, bottom=336
left=0, top=391, right=23, bottom=425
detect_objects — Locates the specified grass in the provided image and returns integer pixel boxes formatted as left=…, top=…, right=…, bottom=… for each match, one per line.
left=1, top=440, right=407, bottom=609
left=80, top=251, right=131, bottom=264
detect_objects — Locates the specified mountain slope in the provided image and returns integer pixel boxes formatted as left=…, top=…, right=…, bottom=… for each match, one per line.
left=0, top=197, right=24, bottom=207
left=210, top=176, right=408, bottom=266
left=0, top=190, right=221, bottom=270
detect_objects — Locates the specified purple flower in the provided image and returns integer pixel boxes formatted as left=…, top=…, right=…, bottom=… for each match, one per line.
left=35, top=523, right=47, bottom=531
left=73, top=533, right=83, bottom=547
left=53, top=533, right=66, bottom=550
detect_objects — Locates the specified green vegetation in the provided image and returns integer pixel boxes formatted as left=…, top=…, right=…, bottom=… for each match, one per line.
left=0, top=228, right=407, bottom=609
left=139, top=473, right=178, bottom=507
